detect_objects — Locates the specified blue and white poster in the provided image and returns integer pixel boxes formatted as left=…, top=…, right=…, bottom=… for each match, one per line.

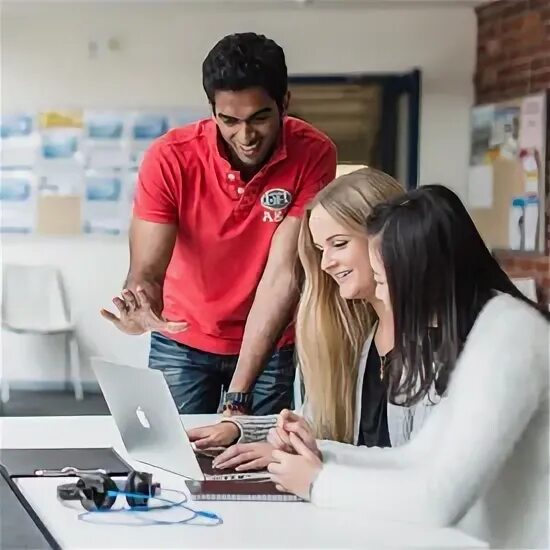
left=129, top=111, right=170, bottom=169
left=83, top=170, right=130, bottom=234
left=0, top=114, right=39, bottom=169
left=0, top=170, right=37, bottom=233
left=83, top=110, right=129, bottom=169
left=1, top=106, right=205, bottom=236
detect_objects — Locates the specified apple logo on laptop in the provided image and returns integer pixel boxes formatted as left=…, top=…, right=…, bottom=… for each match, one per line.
left=135, top=406, right=151, bottom=429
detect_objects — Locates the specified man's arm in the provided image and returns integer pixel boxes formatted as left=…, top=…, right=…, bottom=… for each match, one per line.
left=227, top=215, right=301, bottom=394
left=101, top=137, right=187, bottom=334
left=101, top=218, right=187, bottom=334
left=125, top=217, right=177, bottom=302
left=227, top=137, right=337, bottom=401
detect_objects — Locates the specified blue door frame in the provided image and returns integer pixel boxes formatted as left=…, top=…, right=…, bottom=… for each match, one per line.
left=289, top=69, right=421, bottom=189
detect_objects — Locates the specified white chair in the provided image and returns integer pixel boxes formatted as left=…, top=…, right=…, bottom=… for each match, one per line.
left=1, top=264, right=83, bottom=402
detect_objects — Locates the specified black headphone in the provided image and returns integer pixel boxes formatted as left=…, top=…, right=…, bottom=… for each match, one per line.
left=57, top=470, right=161, bottom=511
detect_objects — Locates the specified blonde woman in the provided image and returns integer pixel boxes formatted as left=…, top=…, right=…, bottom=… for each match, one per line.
left=188, top=167, right=404, bottom=470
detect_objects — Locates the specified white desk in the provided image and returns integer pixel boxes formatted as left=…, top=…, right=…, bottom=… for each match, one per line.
left=0, top=415, right=487, bottom=549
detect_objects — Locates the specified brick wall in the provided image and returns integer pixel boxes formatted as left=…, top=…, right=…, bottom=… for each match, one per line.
left=475, top=0, right=550, bottom=304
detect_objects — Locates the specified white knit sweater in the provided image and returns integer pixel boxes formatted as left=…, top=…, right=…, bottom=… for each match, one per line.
left=312, top=294, right=549, bottom=549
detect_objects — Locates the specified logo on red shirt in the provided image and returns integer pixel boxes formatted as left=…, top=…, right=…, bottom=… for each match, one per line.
left=261, top=188, right=292, bottom=223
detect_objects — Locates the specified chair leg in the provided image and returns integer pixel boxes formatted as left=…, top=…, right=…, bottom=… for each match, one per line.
left=68, top=333, right=84, bottom=400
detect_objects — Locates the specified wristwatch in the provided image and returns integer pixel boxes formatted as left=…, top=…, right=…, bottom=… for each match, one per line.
left=222, top=392, right=253, bottom=414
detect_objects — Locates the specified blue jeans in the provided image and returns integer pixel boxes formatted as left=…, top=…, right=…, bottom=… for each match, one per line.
left=149, top=332, right=295, bottom=415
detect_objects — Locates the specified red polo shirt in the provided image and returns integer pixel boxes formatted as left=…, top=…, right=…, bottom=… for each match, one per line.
left=133, top=116, right=336, bottom=354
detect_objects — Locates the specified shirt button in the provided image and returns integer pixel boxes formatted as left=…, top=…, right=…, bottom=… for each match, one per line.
left=227, top=173, right=236, bottom=181
left=237, top=187, right=244, bottom=195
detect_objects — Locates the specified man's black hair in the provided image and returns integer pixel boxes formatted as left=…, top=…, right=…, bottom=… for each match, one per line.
left=202, top=32, right=288, bottom=111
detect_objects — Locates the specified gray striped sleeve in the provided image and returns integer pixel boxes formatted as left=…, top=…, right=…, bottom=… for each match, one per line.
left=220, top=415, right=278, bottom=443
left=219, top=403, right=308, bottom=444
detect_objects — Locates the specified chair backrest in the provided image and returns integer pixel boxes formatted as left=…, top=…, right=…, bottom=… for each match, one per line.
left=511, top=277, right=538, bottom=302
left=1, top=264, right=70, bottom=330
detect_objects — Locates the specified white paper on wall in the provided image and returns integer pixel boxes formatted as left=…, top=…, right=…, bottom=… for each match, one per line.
left=467, top=164, right=493, bottom=208
left=38, top=166, right=84, bottom=196
left=519, top=94, right=545, bottom=151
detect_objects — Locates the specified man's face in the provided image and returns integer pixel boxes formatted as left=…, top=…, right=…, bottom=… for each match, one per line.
left=213, top=87, right=287, bottom=169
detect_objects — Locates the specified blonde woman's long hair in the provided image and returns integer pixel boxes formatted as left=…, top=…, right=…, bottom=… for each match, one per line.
left=296, top=167, right=404, bottom=443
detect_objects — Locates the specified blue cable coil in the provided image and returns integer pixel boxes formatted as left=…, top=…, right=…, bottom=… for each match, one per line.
left=77, top=489, right=223, bottom=527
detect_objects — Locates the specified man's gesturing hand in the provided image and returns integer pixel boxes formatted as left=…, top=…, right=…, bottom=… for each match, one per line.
left=100, top=286, right=188, bottom=335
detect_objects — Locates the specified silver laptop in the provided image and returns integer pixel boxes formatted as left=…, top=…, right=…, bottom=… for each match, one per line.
left=92, top=358, right=269, bottom=481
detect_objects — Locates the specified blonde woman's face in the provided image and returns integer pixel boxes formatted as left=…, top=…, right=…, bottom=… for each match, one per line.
left=368, top=237, right=392, bottom=312
left=309, top=204, right=376, bottom=300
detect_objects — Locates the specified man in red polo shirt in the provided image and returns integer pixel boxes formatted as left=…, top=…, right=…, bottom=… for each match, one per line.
left=101, top=32, right=336, bottom=416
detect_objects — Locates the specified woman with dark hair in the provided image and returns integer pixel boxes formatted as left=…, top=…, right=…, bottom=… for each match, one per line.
left=269, top=185, right=549, bottom=549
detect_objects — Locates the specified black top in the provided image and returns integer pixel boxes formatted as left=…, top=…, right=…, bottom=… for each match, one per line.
left=357, top=341, right=391, bottom=448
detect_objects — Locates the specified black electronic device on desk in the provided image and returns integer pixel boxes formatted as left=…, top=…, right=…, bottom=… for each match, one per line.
left=0, top=464, right=61, bottom=550
left=0, top=447, right=132, bottom=478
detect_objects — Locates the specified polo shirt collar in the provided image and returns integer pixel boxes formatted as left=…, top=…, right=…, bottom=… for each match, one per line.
left=207, top=117, right=288, bottom=172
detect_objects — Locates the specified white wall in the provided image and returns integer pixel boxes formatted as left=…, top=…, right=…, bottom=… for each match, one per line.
left=1, top=1, right=476, bottom=387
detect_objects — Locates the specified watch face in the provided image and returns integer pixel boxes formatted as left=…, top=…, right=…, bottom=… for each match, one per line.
left=225, top=392, right=252, bottom=404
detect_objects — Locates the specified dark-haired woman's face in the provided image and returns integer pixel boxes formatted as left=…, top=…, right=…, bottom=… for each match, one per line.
left=368, top=238, right=392, bottom=313
left=214, top=87, right=285, bottom=169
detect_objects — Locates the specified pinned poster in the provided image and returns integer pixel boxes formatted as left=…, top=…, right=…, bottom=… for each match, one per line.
left=509, top=195, right=538, bottom=251
left=83, top=110, right=129, bottom=169
left=129, top=112, right=170, bottom=169
left=470, top=105, right=495, bottom=166
left=38, top=109, right=84, bottom=168
left=39, top=110, right=83, bottom=129
left=520, top=149, right=540, bottom=194
left=35, top=165, right=84, bottom=235
left=38, top=167, right=84, bottom=196
left=0, top=114, right=40, bottom=168
left=0, top=170, right=37, bottom=233
left=36, top=195, right=81, bottom=235
left=130, top=112, right=169, bottom=140
left=83, top=169, right=129, bottom=235
left=491, top=106, right=520, bottom=160
left=467, top=164, right=493, bottom=208
left=519, top=94, right=545, bottom=151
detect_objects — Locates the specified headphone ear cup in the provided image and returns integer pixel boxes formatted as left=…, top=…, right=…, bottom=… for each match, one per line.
left=124, top=471, right=152, bottom=508
left=57, top=481, right=81, bottom=501
left=78, top=474, right=118, bottom=512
